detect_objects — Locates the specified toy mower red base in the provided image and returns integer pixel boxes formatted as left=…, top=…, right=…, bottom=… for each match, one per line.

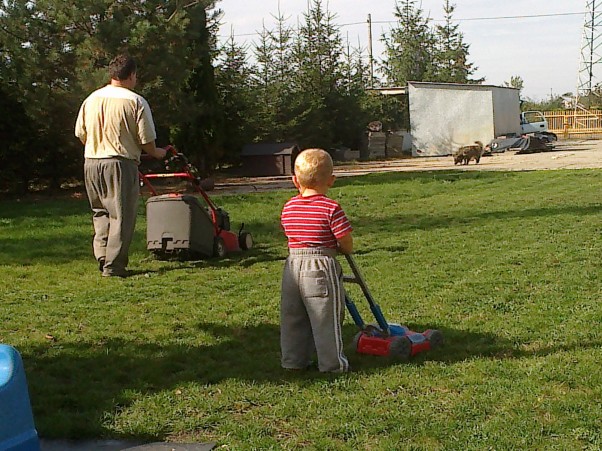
left=353, top=324, right=443, bottom=360
left=343, top=254, right=443, bottom=360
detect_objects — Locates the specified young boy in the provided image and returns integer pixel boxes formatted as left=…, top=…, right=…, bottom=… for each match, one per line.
left=280, top=148, right=353, bottom=373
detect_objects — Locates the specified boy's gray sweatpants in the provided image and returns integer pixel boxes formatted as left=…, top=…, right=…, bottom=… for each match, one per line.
left=280, top=248, right=349, bottom=373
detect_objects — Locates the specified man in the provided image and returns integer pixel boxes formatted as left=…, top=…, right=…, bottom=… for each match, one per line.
left=75, top=54, right=167, bottom=277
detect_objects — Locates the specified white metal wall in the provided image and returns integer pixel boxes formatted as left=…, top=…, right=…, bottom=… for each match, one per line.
left=408, top=82, right=519, bottom=156
left=491, top=87, right=522, bottom=137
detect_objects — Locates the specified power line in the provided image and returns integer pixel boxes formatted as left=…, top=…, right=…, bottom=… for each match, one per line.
left=346, top=11, right=585, bottom=27
left=220, top=11, right=585, bottom=39
left=409, top=11, right=584, bottom=23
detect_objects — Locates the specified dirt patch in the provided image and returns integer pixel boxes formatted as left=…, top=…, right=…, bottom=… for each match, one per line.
left=211, top=139, right=602, bottom=195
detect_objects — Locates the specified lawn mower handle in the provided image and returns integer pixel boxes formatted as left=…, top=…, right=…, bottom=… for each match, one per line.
left=343, top=254, right=391, bottom=336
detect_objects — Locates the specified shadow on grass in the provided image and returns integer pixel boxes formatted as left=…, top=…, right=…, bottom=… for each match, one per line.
left=23, top=319, right=600, bottom=441
left=6, top=198, right=600, bottom=265
left=4, top=200, right=600, bottom=265
left=3, top=171, right=600, bottom=265
left=333, top=169, right=514, bottom=188
left=353, top=204, right=602, bottom=234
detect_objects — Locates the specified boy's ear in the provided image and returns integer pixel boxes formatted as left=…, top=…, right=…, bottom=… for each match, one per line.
left=292, top=175, right=301, bottom=191
left=327, top=174, right=336, bottom=187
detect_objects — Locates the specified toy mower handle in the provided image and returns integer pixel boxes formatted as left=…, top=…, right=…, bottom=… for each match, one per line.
left=344, top=254, right=391, bottom=336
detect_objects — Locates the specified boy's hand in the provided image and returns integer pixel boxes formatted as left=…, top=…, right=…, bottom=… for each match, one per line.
left=337, top=233, right=353, bottom=255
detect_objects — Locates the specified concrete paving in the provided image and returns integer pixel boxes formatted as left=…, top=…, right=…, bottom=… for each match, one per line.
left=210, top=139, right=602, bottom=195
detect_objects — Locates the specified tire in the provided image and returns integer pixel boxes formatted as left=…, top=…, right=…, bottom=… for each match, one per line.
left=213, top=237, right=227, bottom=258
left=425, top=329, right=444, bottom=348
left=239, top=231, right=253, bottom=250
left=352, top=331, right=364, bottom=352
left=151, top=250, right=168, bottom=261
left=389, top=336, right=412, bottom=360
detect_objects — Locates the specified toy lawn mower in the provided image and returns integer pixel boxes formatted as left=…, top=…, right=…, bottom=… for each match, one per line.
left=140, top=145, right=253, bottom=259
left=343, top=254, right=443, bottom=359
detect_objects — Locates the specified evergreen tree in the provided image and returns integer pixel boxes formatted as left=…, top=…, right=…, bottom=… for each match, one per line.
left=337, top=41, right=376, bottom=149
left=0, top=84, right=39, bottom=194
left=431, top=0, right=482, bottom=83
left=214, top=35, right=256, bottom=163
left=250, top=8, right=296, bottom=143
left=381, top=0, right=436, bottom=87
left=171, top=2, right=225, bottom=174
left=0, top=0, right=223, bottom=189
left=287, top=0, right=345, bottom=149
left=504, top=75, right=525, bottom=93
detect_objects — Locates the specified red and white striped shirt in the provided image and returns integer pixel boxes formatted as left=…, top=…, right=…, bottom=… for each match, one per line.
left=281, top=194, right=352, bottom=249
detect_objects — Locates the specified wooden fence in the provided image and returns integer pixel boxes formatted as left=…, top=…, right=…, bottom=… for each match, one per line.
left=543, top=109, right=602, bottom=138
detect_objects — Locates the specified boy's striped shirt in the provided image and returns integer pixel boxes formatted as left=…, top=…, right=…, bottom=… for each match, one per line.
left=281, top=194, right=352, bottom=249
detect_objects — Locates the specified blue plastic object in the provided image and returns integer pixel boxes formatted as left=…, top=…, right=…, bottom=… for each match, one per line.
left=0, top=345, right=40, bottom=451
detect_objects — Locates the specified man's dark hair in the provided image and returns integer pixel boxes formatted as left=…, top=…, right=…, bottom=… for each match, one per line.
left=108, top=54, right=137, bottom=81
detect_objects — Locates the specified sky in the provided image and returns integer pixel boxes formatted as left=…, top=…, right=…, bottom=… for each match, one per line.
left=215, top=0, right=587, bottom=101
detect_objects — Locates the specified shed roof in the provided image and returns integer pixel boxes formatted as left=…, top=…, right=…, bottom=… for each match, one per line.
left=408, top=81, right=519, bottom=92
left=241, top=142, right=299, bottom=157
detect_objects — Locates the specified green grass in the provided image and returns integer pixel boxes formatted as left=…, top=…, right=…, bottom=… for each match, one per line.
left=2, top=169, right=602, bottom=449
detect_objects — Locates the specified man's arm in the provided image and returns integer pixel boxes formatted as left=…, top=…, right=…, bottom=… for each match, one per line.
left=141, top=141, right=167, bottom=160
left=74, top=104, right=87, bottom=145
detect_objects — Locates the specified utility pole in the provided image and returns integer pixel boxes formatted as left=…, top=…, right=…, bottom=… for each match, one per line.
left=367, top=14, right=374, bottom=87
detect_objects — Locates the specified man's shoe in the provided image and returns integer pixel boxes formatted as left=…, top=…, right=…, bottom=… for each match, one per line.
left=102, top=269, right=130, bottom=278
left=98, top=258, right=106, bottom=273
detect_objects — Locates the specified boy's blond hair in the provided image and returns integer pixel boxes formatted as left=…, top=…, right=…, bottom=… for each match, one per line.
left=294, top=148, right=333, bottom=188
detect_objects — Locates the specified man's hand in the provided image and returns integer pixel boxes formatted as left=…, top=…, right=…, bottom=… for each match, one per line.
left=155, top=147, right=167, bottom=160
left=141, top=141, right=167, bottom=160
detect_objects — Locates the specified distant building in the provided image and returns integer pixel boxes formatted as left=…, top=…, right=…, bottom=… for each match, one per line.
left=408, top=82, right=522, bottom=156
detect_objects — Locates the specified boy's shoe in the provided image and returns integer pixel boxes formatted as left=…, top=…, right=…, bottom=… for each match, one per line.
left=321, top=365, right=352, bottom=374
left=283, top=361, right=315, bottom=371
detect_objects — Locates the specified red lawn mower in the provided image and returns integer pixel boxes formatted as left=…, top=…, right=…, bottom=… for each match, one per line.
left=343, top=254, right=443, bottom=359
left=139, top=145, right=253, bottom=259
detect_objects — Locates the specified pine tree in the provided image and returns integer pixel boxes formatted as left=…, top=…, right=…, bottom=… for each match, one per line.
left=171, top=1, right=225, bottom=174
left=250, top=8, right=296, bottom=142
left=337, top=41, right=375, bottom=149
left=287, top=0, right=345, bottom=149
left=214, top=35, right=256, bottom=163
left=0, top=0, right=224, bottom=187
left=431, top=0, right=482, bottom=83
left=504, top=75, right=524, bottom=93
left=381, top=0, right=436, bottom=86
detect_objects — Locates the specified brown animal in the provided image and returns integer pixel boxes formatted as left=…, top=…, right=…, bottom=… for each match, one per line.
left=453, top=141, right=484, bottom=165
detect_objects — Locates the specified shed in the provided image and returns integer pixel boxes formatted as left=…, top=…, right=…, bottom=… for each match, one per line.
left=408, top=81, right=522, bottom=156
left=240, top=142, right=300, bottom=176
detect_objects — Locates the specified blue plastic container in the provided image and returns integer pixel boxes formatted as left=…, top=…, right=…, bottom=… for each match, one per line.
left=0, top=345, right=40, bottom=451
